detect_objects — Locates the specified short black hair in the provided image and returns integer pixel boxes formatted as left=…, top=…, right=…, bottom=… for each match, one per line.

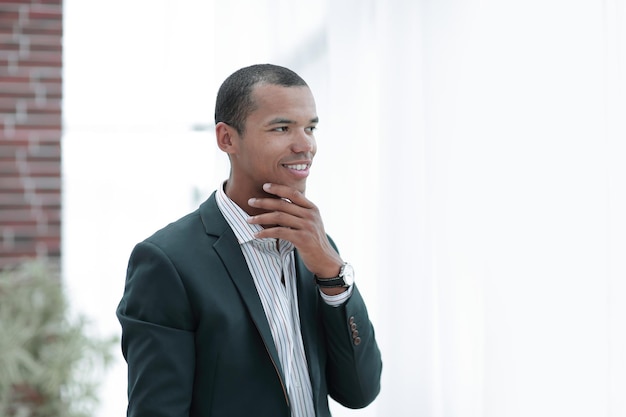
left=214, top=64, right=308, bottom=135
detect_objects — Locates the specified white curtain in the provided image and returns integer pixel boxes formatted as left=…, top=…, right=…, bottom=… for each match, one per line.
left=63, top=1, right=626, bottom=416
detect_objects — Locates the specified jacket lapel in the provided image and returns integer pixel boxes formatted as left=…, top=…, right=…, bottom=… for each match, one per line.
left=199, top=193, right=286, bottom=382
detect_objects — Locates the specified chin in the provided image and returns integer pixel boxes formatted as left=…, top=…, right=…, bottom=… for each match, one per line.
left=295, top=182, right=307, bottom=194
left=279, top=178, right=308, bottom=192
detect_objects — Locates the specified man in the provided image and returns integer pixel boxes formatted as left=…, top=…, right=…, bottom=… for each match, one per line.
left=116, top=64, right=382, bottom=417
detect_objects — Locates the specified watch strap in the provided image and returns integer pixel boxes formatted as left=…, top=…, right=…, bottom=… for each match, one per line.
left=314, top=275, right=347, bottom=288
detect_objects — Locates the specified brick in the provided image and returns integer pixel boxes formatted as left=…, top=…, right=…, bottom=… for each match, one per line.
left=12, top=235, right=35, bottom=246
left=0, top=33, right=19, bottom=49
left=1, top=224, right=62, bottom=239
left=0, top=74, right=30, bottom=83
left=33, top=191, right=61, bottom=207
left=22, top=160, right=61, bottom=176
left=28, top=67, right=62, bottom=81
left=0, top=144, right=21, bottom=159
left=0, top=28, right=14, bottom=38
left=24, top=177, right=60, bottom=191
left=20, top=20, right=62, bottom=36
left=35, top=135, right=64, bottom=146
left=2, top=129, right=62, bottom=141
left=43, top=208, right=61, bottom=222
left=26, top=101, right=61, bottom=114
left=0, top=12, right=20, bottom=24
left=0, top=67, right=32, bottom=79
left=3, top=3, right=25, bottom=10
left=0, top=176, right=24, bottom=191
left=0, top=98, right=60, bottom=115
left=0, top=175, right=60, bottom=192
left=0, top=160, right=60, bottom=177
left=29, top=231, right=58, bottom=242
left=0, top=191, right=61, bottom=208
left=0, top=81, right=34, bottom=97
left=0, top=97, right=19, bottom=112
left=0, top=82, right=63, bottom=105
left=0, top=68, right=61, bottom=80
left=10, top=113, right=60, bottom=127
left=0, top=207, right=61, bottom=224
left=26, top=34, right=61, bottom=48
left=0, top=33, right=16, bottom=43
left=28, top=4, right=63, bottom=20
left=0, top=139, right=29, bottom=151
left=34, top=237, right=62, bottom=249
left=27, top=149, right=62, bottom=160
left=13, top=122, right=62, bottom=130
left=0, top=192, right=26, bottom=206
left=30, top=41, right=61, bottom=53
left=1, top=43, right=19, bottom=53
left=0, top=160, right=17, bottom=174
left=0, top=208, right=34, bottom=223
left=3, top=32, right=62, bottom=53
left=13, top=51, right=62, bottom=67
left=35, top=80, right=63, bottom=98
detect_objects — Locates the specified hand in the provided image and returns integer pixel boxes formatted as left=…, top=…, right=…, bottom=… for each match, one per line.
left=247, top=183, right=344, bottom=280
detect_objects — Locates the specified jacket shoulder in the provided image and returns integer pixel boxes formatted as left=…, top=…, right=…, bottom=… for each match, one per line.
left=142, top=192, right=223, bottom=252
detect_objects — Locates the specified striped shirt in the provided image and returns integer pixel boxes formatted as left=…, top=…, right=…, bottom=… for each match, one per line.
left=216, top=184, right=351, bottom=416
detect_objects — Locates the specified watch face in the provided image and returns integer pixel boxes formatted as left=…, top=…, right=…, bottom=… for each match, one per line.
left=342, top=263, right=355, bottom=286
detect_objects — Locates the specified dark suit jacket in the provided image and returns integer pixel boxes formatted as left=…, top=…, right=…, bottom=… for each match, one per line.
left=116, top=192, right=382, bottom=417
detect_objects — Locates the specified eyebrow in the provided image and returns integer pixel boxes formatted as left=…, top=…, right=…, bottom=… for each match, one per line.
left=267, top=116, right=319, bottom=125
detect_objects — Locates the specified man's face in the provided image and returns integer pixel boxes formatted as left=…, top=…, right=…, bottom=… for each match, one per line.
left=231, top=83, right=318, bottom=195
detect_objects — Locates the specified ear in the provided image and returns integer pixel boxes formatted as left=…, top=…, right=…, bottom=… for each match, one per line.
left=216, top=122, right=239, bottom=154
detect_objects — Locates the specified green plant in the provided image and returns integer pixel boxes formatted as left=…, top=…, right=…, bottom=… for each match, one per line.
left=0, top=260, right=117, bottom=417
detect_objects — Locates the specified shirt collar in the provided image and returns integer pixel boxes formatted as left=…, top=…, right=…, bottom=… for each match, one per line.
left=215, top=181, right=263, bottom=245
left=216, top=182, right=295, bottom=253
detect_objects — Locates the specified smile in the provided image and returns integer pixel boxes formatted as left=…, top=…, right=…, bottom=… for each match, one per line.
left=283, top=164, right=309, bottom=171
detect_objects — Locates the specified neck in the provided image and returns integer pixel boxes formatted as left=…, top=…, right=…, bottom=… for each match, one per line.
left=223, top=179, right=275, bottom=216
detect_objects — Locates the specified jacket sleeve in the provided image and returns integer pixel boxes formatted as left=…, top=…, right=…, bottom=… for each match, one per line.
left=320, top=284, right=383, bottom=409
left=116, top=241, right=196, bottom=417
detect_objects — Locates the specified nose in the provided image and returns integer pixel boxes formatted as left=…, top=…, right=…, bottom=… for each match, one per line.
left=291, top=128, right=316, bottom=154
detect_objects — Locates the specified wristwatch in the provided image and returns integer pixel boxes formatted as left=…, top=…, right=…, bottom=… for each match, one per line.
left=315, top=262, right=354, bottom=288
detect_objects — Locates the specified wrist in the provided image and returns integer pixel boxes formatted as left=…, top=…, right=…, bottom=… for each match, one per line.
left=319, top=286, right=348, bottom=296
left=314, top=261, right=344, bottom=279
left=315, top=262, right=354, bottom=289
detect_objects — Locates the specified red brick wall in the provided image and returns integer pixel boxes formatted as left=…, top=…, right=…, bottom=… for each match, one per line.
left=0, top=1, right=62, bottom=270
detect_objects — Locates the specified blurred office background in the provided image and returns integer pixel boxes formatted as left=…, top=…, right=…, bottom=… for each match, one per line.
left=3, top=0, right=624, bottom=416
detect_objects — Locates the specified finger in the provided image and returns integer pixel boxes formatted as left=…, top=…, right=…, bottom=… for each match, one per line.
left=248, top=196, right=306, bottom=216
left=262, top=183, right=314, bottom=208
left=254, top=226, right=300, bottom=241
left=247, top=211, right=302, bottom=229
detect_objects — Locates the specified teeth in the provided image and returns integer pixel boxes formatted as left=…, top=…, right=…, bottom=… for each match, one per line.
left=285, top=164, right=307, bottom=171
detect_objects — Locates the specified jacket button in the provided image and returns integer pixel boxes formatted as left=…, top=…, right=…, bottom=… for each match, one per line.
left=354, top=337, right=362, bottom=345
left=349, top=316, right=355, bottom=325
left=352, top=330, right=359, bottom=338
left=351, top=322, right=357, bottom=331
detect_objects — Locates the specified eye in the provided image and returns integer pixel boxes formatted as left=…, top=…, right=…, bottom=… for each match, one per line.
left=306, top=126, right=317, bottom=133
left=273, top=126, right=288, bottom=132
